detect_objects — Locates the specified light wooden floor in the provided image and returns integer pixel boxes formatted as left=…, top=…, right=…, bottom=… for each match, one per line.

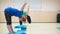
left=0, top=23, right=60, bottom=34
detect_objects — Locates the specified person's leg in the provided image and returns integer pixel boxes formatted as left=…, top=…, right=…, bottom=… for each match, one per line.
left=19, top=18, right=23, bottom=25
left=27, top=15, right=31, bottom=24
left=4, top=11, right=14, bottom=34
left=19, top=21, right=22, bottom=25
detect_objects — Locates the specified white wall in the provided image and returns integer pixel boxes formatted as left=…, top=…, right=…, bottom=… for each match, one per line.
left=59, top=0, right=60, bottom=10
left=42, top=0, right=59, bottom=11
left=13, top=0, right=42, bottom=10
left=0, top=0, right=42, bottom=11
left=0, top=0, right=13, bottom=11
left=0, top=0, right=59, bottom=11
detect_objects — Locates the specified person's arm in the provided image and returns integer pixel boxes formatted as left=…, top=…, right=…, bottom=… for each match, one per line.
left=21, top=0, right=27, bottom=11
left=27, top=5, right=30, bottom=15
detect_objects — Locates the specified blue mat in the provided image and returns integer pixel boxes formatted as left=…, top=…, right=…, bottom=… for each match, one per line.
left=14, top=25, right=27, bottom=31
left=7, top=32, right=16, bottom=34
left=8, top=25, right=27, bottom=34
left=8, top=30, right=26, bottom=34
left=16, top=30, right=26, bottom=34
left=14, top=25, right=21, bottom=28
left=14, top=25, right=27, bottom=29
left=21, top=25, right=27, bottom=31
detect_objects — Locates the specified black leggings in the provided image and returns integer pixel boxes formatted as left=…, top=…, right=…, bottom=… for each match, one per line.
left=4, top=11, right=11, bottom=25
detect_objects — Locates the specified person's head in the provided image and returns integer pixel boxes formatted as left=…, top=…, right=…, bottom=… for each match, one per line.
left=22, top=15, right=31, bottom=23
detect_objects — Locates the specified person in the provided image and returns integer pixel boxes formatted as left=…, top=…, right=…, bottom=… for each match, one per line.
left=4, top=1, right=27, bottom=34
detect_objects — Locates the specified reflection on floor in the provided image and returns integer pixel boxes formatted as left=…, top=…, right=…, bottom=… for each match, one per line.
left=0, top=23, right=60, bottom=34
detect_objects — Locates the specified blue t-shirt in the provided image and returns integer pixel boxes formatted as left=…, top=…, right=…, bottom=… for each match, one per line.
left=5, top=7, right=23, bottom=18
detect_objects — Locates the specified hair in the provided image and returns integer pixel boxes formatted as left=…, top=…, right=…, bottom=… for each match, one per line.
left=22, top=17, right=26, bottom=22
left=26, top=15, right=31, bottom=23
